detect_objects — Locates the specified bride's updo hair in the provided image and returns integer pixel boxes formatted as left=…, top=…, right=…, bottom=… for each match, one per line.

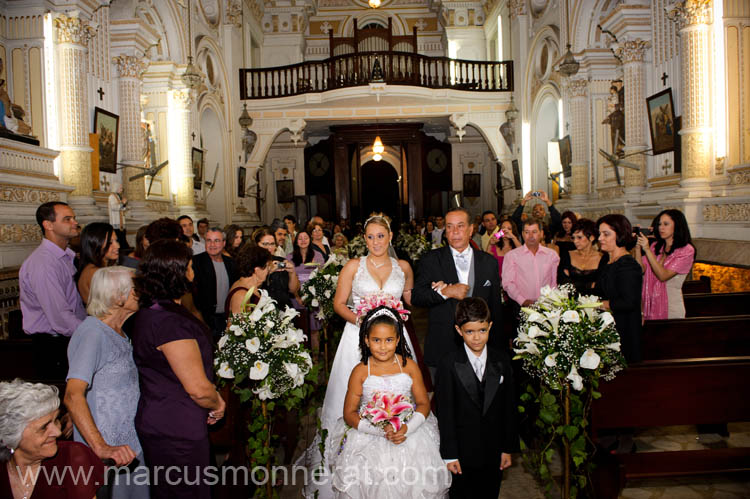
left=359, top=305, right=411, bottom=367
left=364, top=212, right=391, bottom=233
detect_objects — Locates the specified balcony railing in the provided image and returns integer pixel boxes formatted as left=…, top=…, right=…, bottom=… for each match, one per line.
left=239, top=52, right=513, bottom=100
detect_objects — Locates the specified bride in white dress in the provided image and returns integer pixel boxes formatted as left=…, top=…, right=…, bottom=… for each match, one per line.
left=302, top=215, right=415, bottom=497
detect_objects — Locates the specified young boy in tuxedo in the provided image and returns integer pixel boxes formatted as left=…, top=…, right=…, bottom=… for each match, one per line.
left=435, top=297, right=520, bottom=498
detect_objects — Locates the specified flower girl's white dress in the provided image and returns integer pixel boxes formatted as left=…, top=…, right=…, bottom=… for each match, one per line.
left=329, top=361, right=451, bottom=498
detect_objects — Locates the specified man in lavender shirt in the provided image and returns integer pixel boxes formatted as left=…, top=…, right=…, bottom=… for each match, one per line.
left=19, top=201, right=86, bottom=379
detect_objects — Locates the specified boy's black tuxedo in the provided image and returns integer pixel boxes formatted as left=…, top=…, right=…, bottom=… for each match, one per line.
left=412, top=245, right=504, bottom=368
left=435, top=345, right=520, bottom=498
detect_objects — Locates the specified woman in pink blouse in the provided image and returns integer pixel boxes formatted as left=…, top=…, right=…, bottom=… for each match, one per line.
left=636, top=209, right=695, bottom=320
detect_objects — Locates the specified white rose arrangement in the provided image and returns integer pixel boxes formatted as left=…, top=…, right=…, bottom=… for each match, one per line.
left=300, top=254, right=344, bottom=321
left=215, top=289, right=313, bottom=400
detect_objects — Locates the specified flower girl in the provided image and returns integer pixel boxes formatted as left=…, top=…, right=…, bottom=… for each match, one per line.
left=329, top=305, right=451, bottom=498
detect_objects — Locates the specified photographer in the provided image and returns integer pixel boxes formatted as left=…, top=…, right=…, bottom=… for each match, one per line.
left=252, top=227, right=299, bottom=309
left=511, top=190, right=562, bottom=243
left=635, top=209, right=695, bottom=320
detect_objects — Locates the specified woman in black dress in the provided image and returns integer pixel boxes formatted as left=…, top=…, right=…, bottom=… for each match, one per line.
left=554, top=211, right=577, bottom=255
left=595, top=214, right=642, bottom=364
left=557, top=218, right=603, bottom=295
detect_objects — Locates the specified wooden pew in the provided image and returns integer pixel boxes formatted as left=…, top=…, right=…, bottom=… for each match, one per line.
left=641, top=315, right=750, bottom=360
left=684, top=292, right=750, bottom=318
left=591, top=357, right=750, bottom=497
left=681, top=275, right=711, bottom=294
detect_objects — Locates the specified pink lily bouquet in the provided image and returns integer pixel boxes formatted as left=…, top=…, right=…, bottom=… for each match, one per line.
left=359, top=391, right=415, bottom=432
left=355, top=292, right=410, bottom=325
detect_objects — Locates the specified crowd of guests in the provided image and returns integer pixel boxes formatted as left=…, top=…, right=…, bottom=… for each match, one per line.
left=2, top=193, right=696, bottom=498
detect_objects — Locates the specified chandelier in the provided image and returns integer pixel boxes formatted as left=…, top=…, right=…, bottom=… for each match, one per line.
left=372, top=136, right=384, bottom=161
left=181, top=0, right=203, bottom=89
left=558, top=44, right=580, bottom=77
left=368, top=0, right=381, bottom=8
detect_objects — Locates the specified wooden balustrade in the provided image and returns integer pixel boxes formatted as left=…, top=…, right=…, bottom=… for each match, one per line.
left=239, top=52, right=513, bottom=99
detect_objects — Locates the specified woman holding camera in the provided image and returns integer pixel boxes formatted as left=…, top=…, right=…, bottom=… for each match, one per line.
left=635, top=209, right=695, bottom=320
left=252, top=227, right=300, bottom=309
left=487, top=216, right=520, bottom=282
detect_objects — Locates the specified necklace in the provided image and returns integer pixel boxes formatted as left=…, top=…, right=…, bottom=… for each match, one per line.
left=7, top=460, right=34, bottom=499
left=369, top=258, right=388, bottom=269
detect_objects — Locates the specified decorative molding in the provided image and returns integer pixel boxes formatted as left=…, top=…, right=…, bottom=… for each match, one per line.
left=0, top=186, right=63, bottom=204
left=666, top=0, right=713, bottom=30
left=616, top=39, right=651, bottom=64
left=113, top=55, right=147, bottom=79
left=0, top=224, right=41, bottom=244
left=225, top=0, right=243, bottom=28
left=171, top=88, right=193, bottom=108
left=54, top=14, right=95, bottom=47
left=146, top=201, right=171, bottom=213
left=567, top=79, right=589, bottom=98
left=729, top=170, right=750, bottom=185
left=508, top=0, right=528, bottom=20
left=597, top=186, right=625, bottom=200
left=702, top=203, right=750, bottom=222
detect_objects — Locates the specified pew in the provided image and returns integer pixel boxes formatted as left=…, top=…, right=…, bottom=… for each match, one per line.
left=681, top=275, right=711, bottom=294
left=684, top=292, right=750, bottom=318
left=591, top=357, right=750, bottom=497
left=641, top=314, right=750, bottom=360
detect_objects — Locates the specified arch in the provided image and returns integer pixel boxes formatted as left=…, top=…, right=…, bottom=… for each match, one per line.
left=199, top=104, right=230, bottom=224
left=571, top=0, right=618, bottom=53
left=359, top=145, right=400, bottom=172
left=521, top=24, right=561, bottom=117
left=530, top=83, right=563, bottom=193
left=195, top=35, right=232, bottom=129
left=136, top=0, right=186, bottom=62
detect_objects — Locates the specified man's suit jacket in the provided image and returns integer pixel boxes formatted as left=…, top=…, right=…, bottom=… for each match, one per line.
left=412, top=245, right=504, bottom=367
left=435, top=346, right=519, bottom=469
left=192, top=252, right=237, bottom=319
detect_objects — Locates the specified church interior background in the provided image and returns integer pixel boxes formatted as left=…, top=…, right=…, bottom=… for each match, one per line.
left=0, top=0, right=748, bottom=316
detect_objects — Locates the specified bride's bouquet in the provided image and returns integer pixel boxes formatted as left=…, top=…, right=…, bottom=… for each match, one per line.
left=215, top=289, right=313, bottom=400
left=300, top=254, right=346, bottom=321
left=359, top=391, right=415, bottom=432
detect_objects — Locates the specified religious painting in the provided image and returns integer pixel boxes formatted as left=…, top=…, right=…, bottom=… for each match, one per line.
left=463, top=173, right=480, bottom=197
left=93, top=107, right=119, bottom=173
left=191, top=147, right=204, bottom=190
left=511, top=159, right=522, bottom=190
left=276, top=179, right=294, bottom=204
left=558, top=135, right=572, bottom=177
left=237, top=166, right=246, bottom=198
left=647, top=88, right=676, bottom=155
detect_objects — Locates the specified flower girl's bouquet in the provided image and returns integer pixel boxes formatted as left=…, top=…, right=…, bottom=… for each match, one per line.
left=359, top=392, right=415, bottom=432
left=355, top=292, right=410, bottom=325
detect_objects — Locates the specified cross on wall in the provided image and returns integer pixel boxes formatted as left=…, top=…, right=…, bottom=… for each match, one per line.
left=661, top=73, right=668, bottom=86
left=97, top=87, right=105, bottom=100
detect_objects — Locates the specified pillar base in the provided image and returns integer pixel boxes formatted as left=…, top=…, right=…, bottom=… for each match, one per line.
left=67, top=195, right=102, bottom=221
left=678, top=177, right=712, bottom=198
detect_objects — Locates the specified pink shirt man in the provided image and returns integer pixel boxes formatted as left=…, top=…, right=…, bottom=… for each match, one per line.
left=502, top=244, right=559, bottom=306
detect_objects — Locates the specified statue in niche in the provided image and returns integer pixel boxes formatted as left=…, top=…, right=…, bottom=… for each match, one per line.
left=602, top=81, right=625, bottom=157
left=0, top=57, right=34, bottom=137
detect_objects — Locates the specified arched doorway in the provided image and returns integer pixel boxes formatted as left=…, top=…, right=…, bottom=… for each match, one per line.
left=361, top=160, right=400, bottom=222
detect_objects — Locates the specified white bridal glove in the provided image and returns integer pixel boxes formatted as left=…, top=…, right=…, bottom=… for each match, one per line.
left=405, top=412, right=425, bottom=436
left=357, top=419, right=384, bottom=436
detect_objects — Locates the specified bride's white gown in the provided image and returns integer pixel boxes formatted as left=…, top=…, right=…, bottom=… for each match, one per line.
left=301, top=255, right=416, bottom=498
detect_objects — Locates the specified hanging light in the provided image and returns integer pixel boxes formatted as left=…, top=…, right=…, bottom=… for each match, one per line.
left=558, top=44, right=580, bottom=77
left=505, top=95, right=519, bottom=123
left=368, top=0, right=381, bottom=8
left=372, top=135, right=384, bottom=162
left=238, top=103, right=253, bottom=130
left=181, top=0, right=203, bottom=89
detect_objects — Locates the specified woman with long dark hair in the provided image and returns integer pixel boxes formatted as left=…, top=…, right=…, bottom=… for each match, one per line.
left=635, top=209, right=695, bottom=319
left=288, top=230, right=324, bottom=283
left=487, top=216, right=521, bottom=283
left=76, top=222, right=120, bottom=305
left=555, top=211, right=578, bottom=255
left=252, top=227, right=300, bottom=309
left=131, top=239, right=224, bottom=498
left=223, top=224, right=244, bottom=258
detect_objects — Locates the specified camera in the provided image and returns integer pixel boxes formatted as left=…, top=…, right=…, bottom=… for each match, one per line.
left=275, top=261, right=287, bottom=269
left=635, top=227, right=653, bottom=237
left=493, top=229, right=505, bottom=239
left=531, top=191, right=542, bottom=197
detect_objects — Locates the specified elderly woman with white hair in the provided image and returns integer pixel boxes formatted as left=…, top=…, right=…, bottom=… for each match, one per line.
left=0, top=379, right=104, bottom=498
left=65, top=266, right=148, bottom=499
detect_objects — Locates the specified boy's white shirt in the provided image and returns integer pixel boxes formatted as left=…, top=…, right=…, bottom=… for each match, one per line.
left=443, top=343, right=488, bottom=464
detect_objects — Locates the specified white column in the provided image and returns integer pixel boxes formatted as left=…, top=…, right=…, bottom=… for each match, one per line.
left=54, top=13, right=96, bottom=215
left=169, top=88, right=195, bottom=209
left=617, top=39, right=650, bottom=194
left=567, top=79, right=589, bottom=199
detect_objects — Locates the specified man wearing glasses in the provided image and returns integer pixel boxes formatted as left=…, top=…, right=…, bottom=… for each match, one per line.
left=192, top=227, right=238, bottom=339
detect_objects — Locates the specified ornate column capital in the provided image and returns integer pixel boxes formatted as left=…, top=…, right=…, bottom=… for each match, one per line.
left=567, top=79, right=589, bottom=98
left=616, top=39, right=651, bottom=64
left=54, top=13, right=94, bottom=47
left=666, top=0, right=713, bottom=30
left=113, top=55, right=147, bottom=79
left=225, top=0, right=243, bottom=29
left=508, top=0, right=528, bottom=20
left=171, top=88, right=193, bottom=109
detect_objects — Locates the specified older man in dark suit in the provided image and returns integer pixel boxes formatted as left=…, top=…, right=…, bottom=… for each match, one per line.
left=192, top=227, right=237, bottom=339
left=412, top=207, right=504, bottom=384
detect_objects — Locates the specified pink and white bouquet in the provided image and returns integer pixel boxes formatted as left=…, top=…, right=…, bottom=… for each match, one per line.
left=355, top=292, right=410, bottom=324
left=359, top=391, right=415, bottom=432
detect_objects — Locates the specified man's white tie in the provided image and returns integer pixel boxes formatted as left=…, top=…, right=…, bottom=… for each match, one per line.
left=473, top=357, right=483, bottom=380
left=456, top=253, right=470, bottom=273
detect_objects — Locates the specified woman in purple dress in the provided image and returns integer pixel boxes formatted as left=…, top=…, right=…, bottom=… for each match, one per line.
left=132, top=240, right=225, bottom=499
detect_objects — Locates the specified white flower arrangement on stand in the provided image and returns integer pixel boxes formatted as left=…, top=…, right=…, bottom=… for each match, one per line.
left=513, top=284, right=625, bottom=499
left=300, top=254, right=345, bottom=322
left=347, top=235, right=367, bottom=258
left=394, top=230, right=431, bottom=262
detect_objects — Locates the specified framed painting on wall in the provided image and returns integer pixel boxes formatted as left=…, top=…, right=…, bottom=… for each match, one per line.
left=558, top=135, right=572, bottom=177
left=191, top=147, right=204, bottom=189
left=646, top=88, right=676, bottom=155
left=463, top=174, right=481, bottom=197
left=93, top=107, right=119, bottom=173
left=276, top=179, right=294, bottom=203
